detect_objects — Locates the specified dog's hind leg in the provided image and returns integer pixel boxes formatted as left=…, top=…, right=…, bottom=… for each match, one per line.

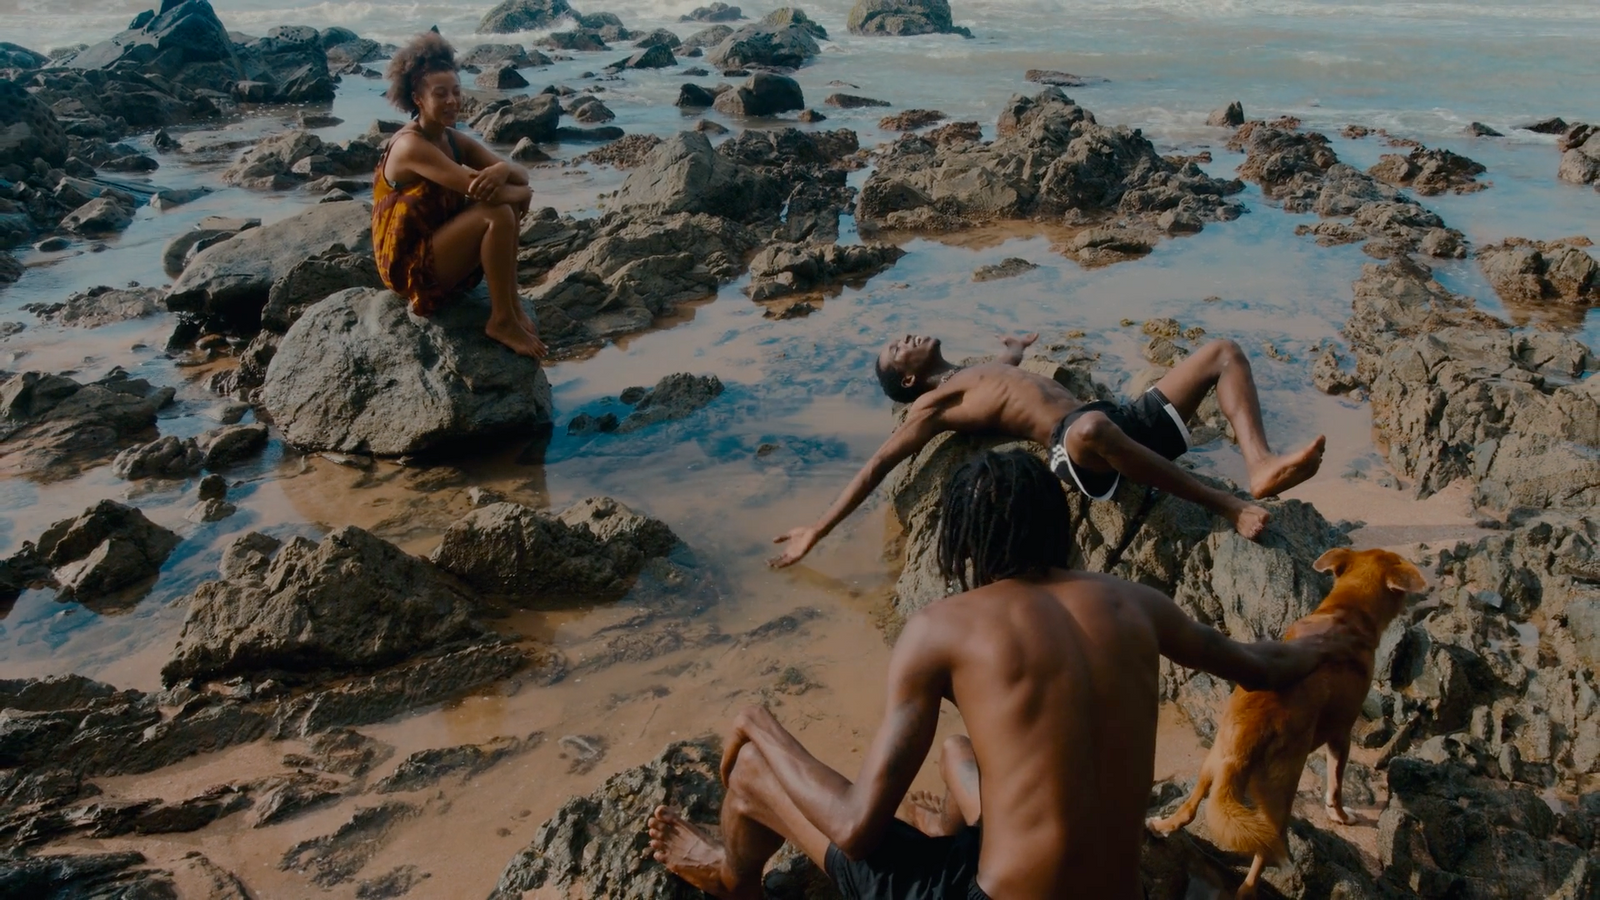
left=1146, top=763, right=1213, bottom=836
left=1324, top=735, right=1354, bottom=825
left=1235, top=853, right=1266, bottom=900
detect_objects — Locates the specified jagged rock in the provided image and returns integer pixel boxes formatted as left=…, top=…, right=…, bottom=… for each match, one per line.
left=615, top=373, right=725, bottom=433
left=261, top=286, right=553, bottom=455
left=537, top=30, right=609, bottom=52
left=489, top=737, right=723, bottom=899
left=162, top=525, right=485, bottom=685
left=611, top=44, right=675, bottom=69
left=1558, top=124, right=1600, bottom=186
left=0, top=370, right=174, bottom=479
left=633, top=28, right=682, bottom=49
left=1368, top=146, right=1487, bottom=195
left=1466, top=122, right=1503, bottom=137
left=374, top=733, right=542, bottom=793
left=282, top=801, right=420, bottom=887
left=675, top=83, right=718, bottom=108
left=825, top=93, right=889, bottom=108
left=30, top=285, right=163, bottom=327
left=222, top=130, right=380, bottom=190
left=461, top=43, right=551, bottom=68
left=477, top=64, right=531, bottom=89
left=847, top=0, right=972, bottom=37
left=1478, top=238, right=1599, bottom=307
left=261, top=249, right=385, bottom=333
left=973, top=257, right=1038, bottom=282
left=682, top=3, right=744, bottom=22
left=879, top=109, right=945, bottom=130
left=479, top=0, right=574, bottom=33
left=858, top=89, right=1244, bottom=232
left=468, top=93, right=564, bottom=144
left=745, top=242, right=906, bottom=301
left=111, top=423, right=268, bottom=480
left=681, top=24, right=734, bottom=52
left=0, top=78, right=67, bottom=168
left=1207, top=100, right=1245, bottom=128
left=712, top=72, right=806, bottom=117
left=167, top=201, right=373, bottom=334
left=706, top=24, right=819, bottom=69
left=0, top=851, right=171, bottom=898
left=431, top=497, right=678, bottom=602
left=575, top=134, right=662, bottom=168
left=61, top=197, right=133, bottom=235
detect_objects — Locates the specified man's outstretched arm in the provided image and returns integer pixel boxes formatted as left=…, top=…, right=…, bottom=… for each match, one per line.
left=1137, top=583, right=1340, bottom=691
left=770, top=402, right=948, bottom=568
left=995, top=332, right=1038, bottom=366
left=722, top=615, right=947, bottom=856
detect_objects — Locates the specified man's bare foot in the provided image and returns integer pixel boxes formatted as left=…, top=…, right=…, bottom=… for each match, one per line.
left=1250, top=436, right=1326, bottom=498
left=900, top=790, right=957, bottom=836
left=645, top=806, right=732, bottom=897
left=485, top=316, right=547, bottom=359
left=1224, top=501, right=1271, bottom=541
left=1325, top=803, right=1354, bottom=826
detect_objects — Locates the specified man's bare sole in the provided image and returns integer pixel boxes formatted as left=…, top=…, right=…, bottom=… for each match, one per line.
left=1225, top=502, right=1272, bottom=541
left=900, top=790, right=954, bottom=836
left=485, top=316, right=546, bottom=359
left=645, top=806, right=736, bottom=898
left=1250, top=436, right=1327, bottom=499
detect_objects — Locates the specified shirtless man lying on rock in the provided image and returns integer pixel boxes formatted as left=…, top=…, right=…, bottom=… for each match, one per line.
left=648, top=450, right=1348, bottom=900
left=770, top=332, right=1325, bottom=567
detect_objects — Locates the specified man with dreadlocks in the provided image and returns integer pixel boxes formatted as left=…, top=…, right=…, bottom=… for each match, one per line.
left=648, top=450, right=1349, bottom=900
left=769, top=332, right=1325, bottom=567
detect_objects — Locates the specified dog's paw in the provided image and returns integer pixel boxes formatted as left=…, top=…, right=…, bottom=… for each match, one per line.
left=1145, top=815, right=1177, bottom=837
left=1325, top=804, right=1354, bottom=826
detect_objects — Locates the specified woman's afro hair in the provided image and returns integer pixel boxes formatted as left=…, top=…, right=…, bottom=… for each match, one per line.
left=385, top=31, right=457, bottom=115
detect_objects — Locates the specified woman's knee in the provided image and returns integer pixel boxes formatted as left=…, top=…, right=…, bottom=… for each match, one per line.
left=483, top=202, right=517, bottom=230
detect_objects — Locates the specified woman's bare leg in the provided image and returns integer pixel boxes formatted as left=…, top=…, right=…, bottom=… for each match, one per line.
left=429, top=201, right=544, bottom=358
left=1151, top=339, right=1323, bottom=498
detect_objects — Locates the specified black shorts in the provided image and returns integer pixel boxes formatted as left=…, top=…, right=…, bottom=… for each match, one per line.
left=825, top=820, right=991, bottom=900
left=1048, top=387, right=1191, bottom=500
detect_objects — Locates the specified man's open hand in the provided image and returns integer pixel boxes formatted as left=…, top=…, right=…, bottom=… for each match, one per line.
left=769, top=526, right=821, bottom=568
left=998, top=332, right=1038, bottom=353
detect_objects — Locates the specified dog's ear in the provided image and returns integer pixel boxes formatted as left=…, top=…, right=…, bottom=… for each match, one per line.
left=1313, top=548, right=1353, bottom=576
left=1385, top=559, right=1428, bottom=595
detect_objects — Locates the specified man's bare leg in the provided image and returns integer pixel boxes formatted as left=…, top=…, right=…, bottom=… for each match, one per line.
left=646, top=743, right=833, bottom=899
left=1150, top=340, right=1325, bottom=498
left=1067, top=413, right=1271, bottom=540
left=901, top=735, right=981, bottom=836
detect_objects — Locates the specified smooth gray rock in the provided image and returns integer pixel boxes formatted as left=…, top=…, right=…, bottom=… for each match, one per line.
left=847, top=0, right=971, bottom=36
left=705, top=24, right=819, bottom=69
left=479, top=0, right=574, bottom=34
left=711, top=72, right=806, bottom=117
left=61, top=197, right=133, bottom=235
left=261, top=287, right=553, bottom=456
left=615, top=131, right=785, bottom=219
left=162, top=525, right=484, bottom=685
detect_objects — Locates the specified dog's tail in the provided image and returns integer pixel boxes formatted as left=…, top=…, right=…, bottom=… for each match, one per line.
left=1203, top=763, right=1290, bottom=864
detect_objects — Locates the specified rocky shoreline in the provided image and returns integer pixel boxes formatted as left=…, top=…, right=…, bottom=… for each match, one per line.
left=2, top=0, right=1599, bottom=897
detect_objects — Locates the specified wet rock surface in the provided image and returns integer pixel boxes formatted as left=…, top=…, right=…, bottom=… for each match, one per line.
left=858, top=89, right=1244, bottom=235
left=847, top=0, right=973, bottom=37
left=0, top=370, right=174, bottom=479
left=746, top=241, right=906, bottom=301
left=25, top=285, right=163, bottom=327
left=112, top=423, right=268, bottom=480
left=706, top=24, right=821, bottom=70
left=163, top=525, right=485, bottom=685
left=3, top=499, right=179, bottom=605
left=1557, top=121, right=1600, bottom=187
left=1477, top=237, right=1599, bottom=308
left=1367, top=146, right=1488, bottom=196
left=431, top=497, right=679, bottom=603
left=261, top=286, right=554, bottom=456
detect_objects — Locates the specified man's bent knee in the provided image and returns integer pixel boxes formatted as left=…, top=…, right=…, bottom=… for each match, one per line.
left=940, top=734, right=973, bottom=765
left=1067, top=411, right=1116, bottom=450
left=1207, top=338, right=1247, bottom=366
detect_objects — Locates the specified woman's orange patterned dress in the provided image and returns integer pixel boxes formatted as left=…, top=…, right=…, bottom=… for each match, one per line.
left=371, top=129, right=482, bottom=316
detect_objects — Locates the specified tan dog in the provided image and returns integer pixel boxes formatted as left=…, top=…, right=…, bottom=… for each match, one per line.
left=1146, top=547, right=1427, bottom=898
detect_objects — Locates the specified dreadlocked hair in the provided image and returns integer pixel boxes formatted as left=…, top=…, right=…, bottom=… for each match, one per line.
left=385, top=31, right=457, bottom=116
left=874, top=356, right=927, bottom=404
left=936, top=449, right=1073, bottom=592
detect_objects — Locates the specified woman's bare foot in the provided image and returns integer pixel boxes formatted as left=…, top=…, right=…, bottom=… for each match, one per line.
left=1223, top=499, right=1271, bottom=541
left=485, top=315, right=547, bottom=359
left=645, top=806, right=732, bottom=897
left=900, top=790, right=957, bottom=836
left=1250, top=436, right=1327, bottom=498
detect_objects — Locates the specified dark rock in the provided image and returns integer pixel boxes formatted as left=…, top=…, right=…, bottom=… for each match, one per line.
left=198, top=473, right=227, bottom=500
left=0, top=41, right=48, bottom=69
left=374, top=733, right=542, bottom=793
left=1466, top=122, right=1502, bottom=137
left=61, top=197, right=133, bottom=235
left=798, top=108, right=827, bottom=123
left=0, top=674, right=120, bottom=712
left=615, top=131, right=785, bottom=219
left=574, top=134, right=662, bottom=169
left=676, top=83, right=718, bottom=107
left=712, top=72, right=805, bottom=117
left=1368, top=146, right=1488, bottom=195
left=222, top=130, right=380, bottom=190
left=325, top=39, right=382, bottom=72
left=1478, top=237, right=1598, bottom=307
left=250, top=772, right=342, bottom=827
left=5, top=500, right=176, bottom=605
left=163, top=525, right=484, bottom=685
left=879, top=109, right=945, bottom=130
left=282, top=801, right=420, bottom=887
left=633, top=28, right=683, bottom=50
left=847, top=0, right=972, bottom=37
left=1520, top=117, right=1569, bottom=134
left=478, top=0, right=574, bottom=34
left=616, top=373, right=725, bottom=433
left=282, top=726, right=393, bottom=777
left=682, top=3, right=744, bottom=22
left=825, top=93, right=889, bottom=108
left=462, top=43, right=552, bottom=69
left=101, top=153, right=159, bottom=172
left=166, top=201, right=372, bottom=334
left=555, top=125, right=627, bottom=143
left=1207, top=100, right=1245, bottom=128
left=35, top=285, right=163, bottom=327
left=431, top=496, right=678, bottom=602
left=0, top=851, right=167, bottom=898
left=262, top=249, right=384, bottom=333
left=262, top=286, right=552, bottom=455
left=150, top=186, right=212, bottom=209
left=761, top=8, right=828, bottom=39
left=0, top=72, right=67, bottom=168
left=0, top=370, right=174, bottom=480
left=973, top=257, right=1038, bottom=282
left=613, top=44, right=676, bottom=69
left=680, top=25, right=734, bottom=53
left=695, top=119, right=730, bottom=135
left=488, top=737, right=724, bottom=899
left=537, top=30, right=609, bottom=52
left=476, top=64, right=531, bottom=89
left=568, top=96, right=615, bottom=123
left=468, top=93, right=564, bottom=144
left=706, top=24, right=819, bottom=69
left=746, top=242, right=905, bottom=301
left=1027, top=69, right=1091, bottom=87
left=111, top=422, right=268, bottom=480
left=511, top=137, right=552, bottom=163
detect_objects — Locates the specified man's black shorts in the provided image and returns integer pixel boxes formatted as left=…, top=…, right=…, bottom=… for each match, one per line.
left=825, top=820, right=991, bottom=900
left=1048, top=386, right=1191, bottom=500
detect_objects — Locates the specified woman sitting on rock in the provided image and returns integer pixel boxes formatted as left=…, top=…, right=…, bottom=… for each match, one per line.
left=375, top=32, right=545, bottom=358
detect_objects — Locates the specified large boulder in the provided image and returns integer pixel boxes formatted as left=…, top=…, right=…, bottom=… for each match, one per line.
left=847, top=0, right=972, bottom=37
left=111, top=423, right=268, bottom=480
left=162, top=526, right=485, bottom=685
left=479, top=0, right=575, bottom=33
left=461, top=43, right=551, bottom=69
left=745, top=242, right=906, bottom=301
left=165, top=201, right=373, bottom=333
left=260, top=286, right=554, bottom=456
left=705, top=24, right=819, bottom=69
left=682, top=2, right=744, bottom=22
left=430, top=498, right=678, bottom=604
left=468, top=94, right=564, bottom=144
left=1557, top=124, right=1600, bottom=187
left=711, top=72, right=806, bottom=118
left=680, top=25, right=734, bottom=53
left=614, top=131, right=785, bottom=220
left=1477, top=237, right=1599, bottom=307
left=1367, top=146, right=1487, bottom=196
left=234, top=26, right=335, bottom=103
left=68, top=0, right=237, bottom=80
left=7, top=500, right=180, bottom=604
left=761, top=8, right=828, bottom=39
left=0, top=79, right=67, bottom=168
left=0, top=370, right=174, bottom=479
